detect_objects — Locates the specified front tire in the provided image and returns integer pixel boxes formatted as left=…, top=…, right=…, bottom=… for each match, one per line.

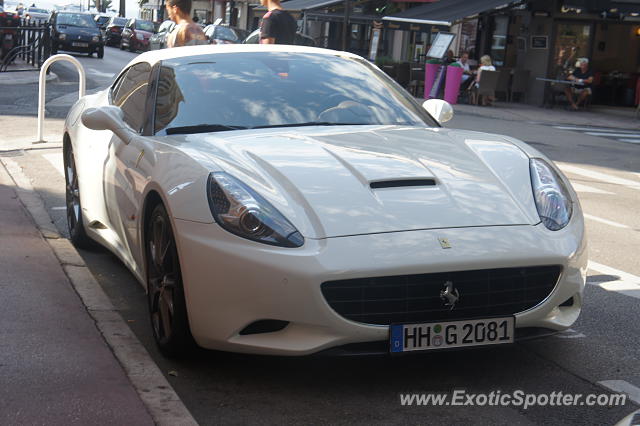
left=64, top=143, right=93, bottom=249
left=146, top=204, right=195, bottom=357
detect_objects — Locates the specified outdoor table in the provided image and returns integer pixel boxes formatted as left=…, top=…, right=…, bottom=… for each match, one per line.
left=536, top=77, right=585, bottom=108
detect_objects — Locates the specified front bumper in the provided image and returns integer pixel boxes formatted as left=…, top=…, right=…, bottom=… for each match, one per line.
left=56, top=39, right=103, bottom=52
left=174, top=219, right=587, bottom=356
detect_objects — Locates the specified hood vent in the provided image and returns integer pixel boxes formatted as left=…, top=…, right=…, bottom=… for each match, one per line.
left=370, top=179, right=436, bottom=189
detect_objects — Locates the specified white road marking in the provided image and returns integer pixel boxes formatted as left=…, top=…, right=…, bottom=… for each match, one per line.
left=555, top=328, right=586, bottom=339
left=597, top=380, right=640, bottom=405
left=88, top=69, right=116, bottom=78
left=588, top=261, right=640, bottom=299
left=618, top=138, right=640, bottom=144
left=584, top=132, right=640, bottom=138
left=557, top=163, right=640, bottom=191
left=553, top=126, right=639, bottom=133
left=571, top=183, right=615, bottom=194
left=51, top=206, right=66, bottom=210
left=42, top=152, right=64, bottom=176
left=583, top=214, right=630, bottom=229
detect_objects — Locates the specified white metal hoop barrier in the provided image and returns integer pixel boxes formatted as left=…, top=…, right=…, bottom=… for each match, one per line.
left=37, top=54, right=86, bottom=143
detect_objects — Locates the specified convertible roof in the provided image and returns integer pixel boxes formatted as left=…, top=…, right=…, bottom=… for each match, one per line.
left=128, top=44, right=361, bottom=68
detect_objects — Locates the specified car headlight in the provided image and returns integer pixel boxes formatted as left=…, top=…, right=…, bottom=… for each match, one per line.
left=59, top=33, right=66, bottom=40
left=530, top=158, right=573, bottom=231
left=207, top=172, right=304, bottom=248
left=136, top=32, right=144, bottom=40
left=92, top=35, right=99, bottom=42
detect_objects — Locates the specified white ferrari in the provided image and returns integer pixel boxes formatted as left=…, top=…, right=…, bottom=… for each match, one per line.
left=64, top=44, right=587, bottom=357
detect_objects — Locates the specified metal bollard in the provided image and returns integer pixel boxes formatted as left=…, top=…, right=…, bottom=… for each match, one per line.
left=36, top=54, right=85, bottom=143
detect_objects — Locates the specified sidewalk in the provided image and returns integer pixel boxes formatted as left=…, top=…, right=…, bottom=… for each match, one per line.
left=0, top=163, right=155, bottom=424
left=451, top=100, right=640, bottom=130
left=1, top=67, right=195, bottom=426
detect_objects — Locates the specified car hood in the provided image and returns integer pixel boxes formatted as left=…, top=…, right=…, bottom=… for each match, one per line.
left=57, top=26, right=99, bottom=36
left=169, top=125, right=539, bottom=239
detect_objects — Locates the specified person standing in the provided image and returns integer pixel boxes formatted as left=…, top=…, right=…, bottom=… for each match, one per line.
left=259, top=0, right=297, bottom=45
left=165, top=0, right=207, bottom=48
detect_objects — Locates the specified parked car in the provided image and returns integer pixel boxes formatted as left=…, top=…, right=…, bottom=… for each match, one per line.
left=0, top=5, right=21, bottom=58
left=149, top=19, right=174, bottom=50
left=23, top=6, right=49, bottom=22
left=243, top=28, right=315, bottom=46
left=119, top=18, right=154, bottom=52
left=65, top=45, right=586, bottom=357
left=202, top=24, right=246, bottom=44
left=104, top=16, right=128, bottom=46
left=94, top=13, right=111, bottom=31
left=49, top=10, right=104, bottom=58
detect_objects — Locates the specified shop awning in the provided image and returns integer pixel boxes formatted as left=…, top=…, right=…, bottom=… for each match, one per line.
left=255, top=0, right=343, bottom=12
left=383, top=0, right=522, bottom=27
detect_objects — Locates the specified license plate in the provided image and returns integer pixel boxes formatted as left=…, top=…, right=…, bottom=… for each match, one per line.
left=72, top=42, right=88, bottom=47
left=390, top=316, right=514, bottom=353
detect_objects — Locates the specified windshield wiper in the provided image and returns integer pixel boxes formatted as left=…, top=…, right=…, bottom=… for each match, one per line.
left=165, top=124, right=248, bottom=135
left=251, top=122, right=366, bottom=129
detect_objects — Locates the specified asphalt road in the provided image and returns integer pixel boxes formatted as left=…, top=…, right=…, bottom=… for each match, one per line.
left=3, top=50, right=640, bottom=424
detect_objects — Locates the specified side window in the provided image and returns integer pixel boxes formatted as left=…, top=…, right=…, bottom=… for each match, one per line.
left=112, top=62, right=152, bottom=132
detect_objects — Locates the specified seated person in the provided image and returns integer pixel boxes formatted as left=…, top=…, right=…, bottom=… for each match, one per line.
left=455, top=51, right=473, bottom=88
left=444, top=49, right=455, bottom=65
left=564, top=58, right=594, bottom=110
left=471, top=55, right=496, bottom=106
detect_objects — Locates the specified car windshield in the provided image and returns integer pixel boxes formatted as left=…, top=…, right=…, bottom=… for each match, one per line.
left=29, top=8, right=48, bottom=13
left=154, top=52, right=437, bottom=135
left=57, top=13, right=96, bottom=27
left=137, top=20, right=154, bottom=32
left=112, top=17, right=127, bottom=26
left=213, top=26, right=237, bottom=41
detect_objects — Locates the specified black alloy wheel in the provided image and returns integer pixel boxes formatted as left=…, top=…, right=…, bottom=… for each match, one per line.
left=146, top=204, right=195, bottom=357
left=64, top=143, right=93, bottom=248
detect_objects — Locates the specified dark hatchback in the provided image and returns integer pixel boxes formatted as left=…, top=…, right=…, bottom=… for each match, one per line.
left=50, top=11, right=104, bottom=58
left=104, top=16, right=128, bottom=46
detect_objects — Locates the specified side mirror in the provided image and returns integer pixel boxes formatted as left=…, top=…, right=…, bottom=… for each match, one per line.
left=81, top=106, right=134, bottom=144
left=422, top=99, right=454, bottom=124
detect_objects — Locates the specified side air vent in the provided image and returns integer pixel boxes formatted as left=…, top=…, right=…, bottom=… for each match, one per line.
left=239, top=319, right=289, bottom=335
left=370, top=179, right=436, bottom=189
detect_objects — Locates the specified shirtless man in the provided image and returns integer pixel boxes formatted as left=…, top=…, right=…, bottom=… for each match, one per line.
left=165, top=0, right=207, bottom=48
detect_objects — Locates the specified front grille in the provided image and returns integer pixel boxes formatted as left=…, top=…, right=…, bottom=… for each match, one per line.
left=321, top=266, right=562, bottom=325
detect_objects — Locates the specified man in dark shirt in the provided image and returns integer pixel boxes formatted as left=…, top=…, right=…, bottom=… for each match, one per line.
left=259, top=0, right=297, bottom=45
left=564, top=58, right=594, bottom=110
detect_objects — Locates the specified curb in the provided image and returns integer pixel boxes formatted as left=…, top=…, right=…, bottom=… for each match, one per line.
left=0, top=156, right=198, bottom=426
left=0, top=70, right=58, bottom=85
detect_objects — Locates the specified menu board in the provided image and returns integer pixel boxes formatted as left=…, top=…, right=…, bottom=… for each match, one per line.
left=426, top=32, right=455, bottom=59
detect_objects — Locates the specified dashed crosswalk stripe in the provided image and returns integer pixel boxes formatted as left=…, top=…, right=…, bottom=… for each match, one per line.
left=42, top=152, right=64, bottom=176
left=588, top=261, right=640, bottom=299
left=597, top=380, right=640, bottom=405
left=553, top=126, right=639, bottom=133
left=583, top=214, right=630, bottom=229
left=570, top=182, right=614, bottom=194
left=553, top=125, right=640, bottom=145
left=557, top=163, right=640, bottom=191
